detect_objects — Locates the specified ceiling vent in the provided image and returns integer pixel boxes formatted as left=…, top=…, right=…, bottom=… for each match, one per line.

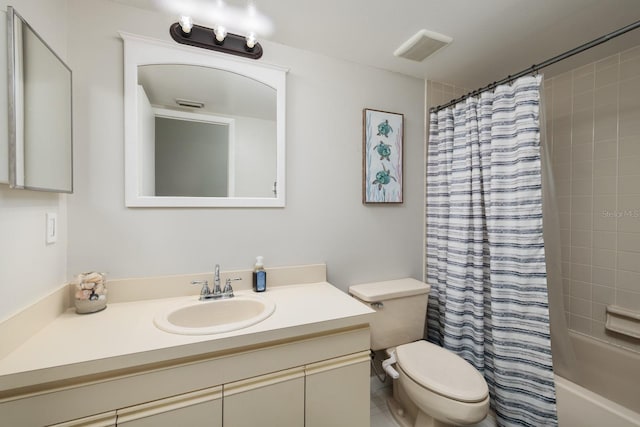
left=175, top=98, right=205, bottom=109
left=394, top=29, right=452, bottom=62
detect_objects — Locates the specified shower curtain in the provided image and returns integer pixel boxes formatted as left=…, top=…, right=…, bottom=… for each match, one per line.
left=539, top=87, right=578, bottom=383
left=425, top=75, right=557, bottom=427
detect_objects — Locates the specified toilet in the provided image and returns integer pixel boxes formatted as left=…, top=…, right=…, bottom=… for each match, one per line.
left=349, top=278, right=489, bottom=427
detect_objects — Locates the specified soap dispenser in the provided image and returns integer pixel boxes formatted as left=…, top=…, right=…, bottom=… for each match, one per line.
left=253, top=256, right=267, bottom=292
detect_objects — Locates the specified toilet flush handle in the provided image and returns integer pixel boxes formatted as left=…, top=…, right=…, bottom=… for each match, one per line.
left=371, top=301, right=384, bottom=309
left=381, top=350, right=400, bottom=379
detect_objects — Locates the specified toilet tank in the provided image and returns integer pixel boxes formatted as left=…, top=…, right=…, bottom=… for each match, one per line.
left=349, top=279, right=430, bottom=351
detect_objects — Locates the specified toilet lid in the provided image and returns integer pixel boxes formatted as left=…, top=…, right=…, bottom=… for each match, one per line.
left=349, top=278, right=430, bottom=302
left=396, top=341, right=488, bottom=403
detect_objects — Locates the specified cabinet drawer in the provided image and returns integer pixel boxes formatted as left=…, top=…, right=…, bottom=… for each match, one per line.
left=116, top=386, right=222, bottom=427
left=47, top=411, right=117, bottom=427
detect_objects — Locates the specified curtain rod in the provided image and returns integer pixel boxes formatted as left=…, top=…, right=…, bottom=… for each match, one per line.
left=430, top=19, right=640, bottom=114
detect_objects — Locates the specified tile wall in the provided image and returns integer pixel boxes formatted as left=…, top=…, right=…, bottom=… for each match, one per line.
left=545, top=45, right=640, bottom=352
left=426, top=81, right=468, bottom=111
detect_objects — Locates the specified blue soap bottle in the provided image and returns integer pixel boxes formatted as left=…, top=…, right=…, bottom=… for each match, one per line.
left=253, top=256, right=267, bottom=292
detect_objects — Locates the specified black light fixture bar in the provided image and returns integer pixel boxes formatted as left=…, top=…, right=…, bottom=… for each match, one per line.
left=169, top=22, right=263, bottom=60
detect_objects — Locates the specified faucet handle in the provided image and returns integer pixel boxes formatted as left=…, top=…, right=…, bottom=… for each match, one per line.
left=223, top=277, right=242, bottom=297
left=191, top=280, right=211, bottom=298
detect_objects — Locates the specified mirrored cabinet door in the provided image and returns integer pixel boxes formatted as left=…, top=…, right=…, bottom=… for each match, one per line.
left=6, top=6, right=73, bottom=193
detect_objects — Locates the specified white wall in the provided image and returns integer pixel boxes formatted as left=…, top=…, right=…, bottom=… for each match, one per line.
left=0, top=0, right=69, bottom=321
left=64, top=0, right=425, bottom=293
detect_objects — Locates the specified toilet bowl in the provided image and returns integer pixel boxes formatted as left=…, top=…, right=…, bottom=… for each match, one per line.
left=348, top=279, right=490, bottom=427
left=395, top=341, right=489, bottom=427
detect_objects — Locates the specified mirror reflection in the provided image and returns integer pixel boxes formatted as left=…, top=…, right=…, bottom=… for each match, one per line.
left=137, top=64, right=277, bottom=199
left=154, top=114, right=230, bottom=197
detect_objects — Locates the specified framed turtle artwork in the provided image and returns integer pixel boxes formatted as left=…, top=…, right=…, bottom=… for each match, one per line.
left=362, top=108, right=404, bottom=203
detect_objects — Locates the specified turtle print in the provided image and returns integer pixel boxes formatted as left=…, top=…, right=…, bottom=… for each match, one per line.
left=372, top=163, right=397, bottom=190
left=374, top=141, right=392, bottom=161
left=377, top=120, right=393, bottom=137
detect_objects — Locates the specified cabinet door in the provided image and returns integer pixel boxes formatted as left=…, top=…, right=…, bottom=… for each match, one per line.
left=47, top=411, right=117, bottom=427
left=223, top=367, right=305, bottom=427
left=305, top=351, right=370, bottom=427
left=116, top=386, right=222, bottom=427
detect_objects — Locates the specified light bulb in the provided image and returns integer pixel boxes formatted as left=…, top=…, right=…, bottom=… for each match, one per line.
left=214, top=25, right=227, bottom=42
left=179, top=15, right=193, bottom=34
left=246, top=32, right=257, bottom=49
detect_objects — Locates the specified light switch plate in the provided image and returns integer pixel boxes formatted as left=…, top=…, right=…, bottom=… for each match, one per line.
left=46, top=212, right=57, bottom=244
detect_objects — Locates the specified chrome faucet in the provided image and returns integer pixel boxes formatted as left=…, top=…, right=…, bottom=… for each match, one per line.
left=191, top=264, right=241, bottom=301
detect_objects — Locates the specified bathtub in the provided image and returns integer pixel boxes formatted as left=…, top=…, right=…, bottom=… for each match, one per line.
left=555, top=332, right=640, bottom=427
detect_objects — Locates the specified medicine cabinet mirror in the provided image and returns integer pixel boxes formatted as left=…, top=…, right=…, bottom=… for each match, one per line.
left=122, top=33, right=287, bottom=207
left=5, top=6, right=73, bottom=193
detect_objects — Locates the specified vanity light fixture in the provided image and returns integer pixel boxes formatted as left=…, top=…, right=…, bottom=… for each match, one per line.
left=166, top=1, right=272, bottom=60
left=170, top=21, right=263, bottom=59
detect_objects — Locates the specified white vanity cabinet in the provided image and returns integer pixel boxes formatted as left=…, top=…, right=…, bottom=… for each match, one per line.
left=0, top=278, right=375, bottom=427
left=305, top=353, right=370, bottom=427
left=223, top=367, right=305, bottom=426
left=1, top=326, right=371, bottom=427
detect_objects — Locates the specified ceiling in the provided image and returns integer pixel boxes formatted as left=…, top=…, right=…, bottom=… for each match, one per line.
left=111, top=0, right=640, bottom=89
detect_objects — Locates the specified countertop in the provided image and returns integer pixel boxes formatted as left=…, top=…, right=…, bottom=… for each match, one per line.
left=0, top=282, right=374, bottom=394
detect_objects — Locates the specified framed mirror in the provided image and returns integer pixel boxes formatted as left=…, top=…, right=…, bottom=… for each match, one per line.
left=122, top=32, right=287, bottom=207
left=7, top=6, right=73, bottom=193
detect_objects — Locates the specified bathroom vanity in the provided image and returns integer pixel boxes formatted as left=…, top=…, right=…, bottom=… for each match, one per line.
left=0, top=265, right=374, bottom=426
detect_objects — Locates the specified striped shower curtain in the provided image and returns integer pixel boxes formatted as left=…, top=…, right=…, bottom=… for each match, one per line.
left=425, top=75, right=557, bottom=426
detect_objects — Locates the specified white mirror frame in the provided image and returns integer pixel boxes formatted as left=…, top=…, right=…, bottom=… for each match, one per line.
left=121, top=32, right=287, bottom=207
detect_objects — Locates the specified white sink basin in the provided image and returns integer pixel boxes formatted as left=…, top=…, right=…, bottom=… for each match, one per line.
left=154, top=295, right=276, bottom=335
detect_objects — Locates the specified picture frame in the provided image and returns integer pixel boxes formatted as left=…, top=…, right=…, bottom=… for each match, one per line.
left=362, top=108, right=404, bottom=204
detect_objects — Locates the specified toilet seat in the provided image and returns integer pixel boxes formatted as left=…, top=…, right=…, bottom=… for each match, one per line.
left=396, top=341, right=488, bottom=403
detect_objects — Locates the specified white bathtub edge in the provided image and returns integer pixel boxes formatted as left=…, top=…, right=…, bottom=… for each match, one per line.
left=555, top=374, right=640, bottom=427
